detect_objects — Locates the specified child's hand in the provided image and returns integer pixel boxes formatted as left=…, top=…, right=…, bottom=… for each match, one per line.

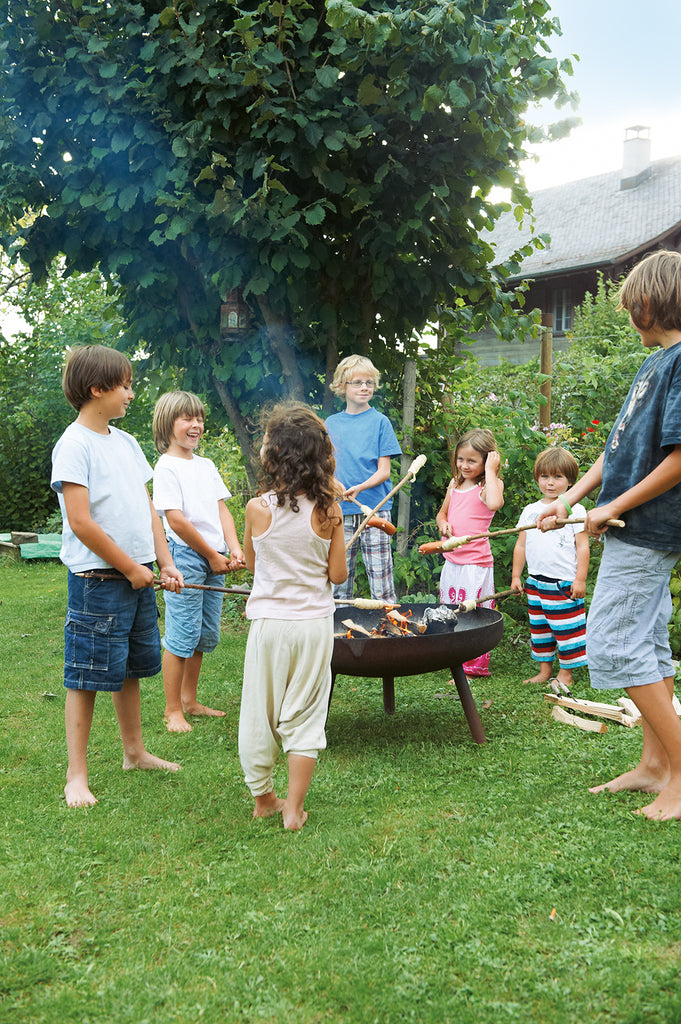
left=511, top=576, right=524, bottom=595
left=127, top=563, right=157, bottom=590
left=344, top=484, right=362, bottom=500
left=159, top=564, right=184, bottom=592
left=585, top=504, right=619, bottom=537
left=227, top=548, right=246, bottom=571
left=535, top=501, right=563, bottom=531
left=570, top=579, right=586, bottom=599
left=436, top=519, right=452, bottom=538
left=486, top=450, right=501, bottom=474
left=209, top=553, right=231, bottom=574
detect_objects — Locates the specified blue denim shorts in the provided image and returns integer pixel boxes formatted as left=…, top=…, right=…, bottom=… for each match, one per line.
left=64, top=568, right=162, bottom=691
left=586, top=535, right=680, bottom=690
left=162, top=541, right=225, bottom=659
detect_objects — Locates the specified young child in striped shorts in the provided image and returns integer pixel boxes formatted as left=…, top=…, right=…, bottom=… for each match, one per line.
left=511, top=447, right=590, bottom=689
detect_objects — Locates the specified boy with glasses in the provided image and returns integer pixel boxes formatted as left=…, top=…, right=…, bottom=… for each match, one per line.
left=327, top=355, right=402, bottom=602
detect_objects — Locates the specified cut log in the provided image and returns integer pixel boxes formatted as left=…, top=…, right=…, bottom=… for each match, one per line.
left=341, top=619, right=374, bottom=638
left=551, top=705, right=607, bottom=733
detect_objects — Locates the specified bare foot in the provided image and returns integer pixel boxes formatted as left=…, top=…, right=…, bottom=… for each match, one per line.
left=588, top=766, right=669, bottom=795
left=253, top=791, right=285, bottom=819
left=164, top=710, right=193, bottom=733
left=283, top=806, right=308, bottom=831
left=64, top=776, right=98, bottom=808
left=182, top=702, right=226, bottom=718
left=123, top=751, right=180, bottom=771
left=634, top=783, right=681, bottom=821
left=523, top=672, right=552, bottom=685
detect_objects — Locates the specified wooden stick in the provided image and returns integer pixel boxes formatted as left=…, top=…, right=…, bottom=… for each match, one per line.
left=418, top=516, right=625, bottom=555
left=339, top=494, right=397, bottom=534
left=551, top=705, right=607, bottom=734
left=170, top=582, right=398, bottom=610
left=344, top=494, right=374, bottom=516
left=545, top=693, right=639, bottom=727
left=345, top=454, right=427, bottom=552
left=456, top=588, right=516, bottom=612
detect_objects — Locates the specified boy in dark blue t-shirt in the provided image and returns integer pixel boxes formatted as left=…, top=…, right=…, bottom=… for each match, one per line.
left=538, top=250, right=681, bottom=821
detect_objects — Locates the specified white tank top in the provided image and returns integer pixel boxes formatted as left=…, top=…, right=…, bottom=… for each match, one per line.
left=246, top=492, right=335, bottom=620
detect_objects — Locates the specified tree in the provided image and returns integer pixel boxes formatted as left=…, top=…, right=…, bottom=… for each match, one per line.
left=0, top=267, right=129, bottom=529
left=0, top=0, right=574, bottom=478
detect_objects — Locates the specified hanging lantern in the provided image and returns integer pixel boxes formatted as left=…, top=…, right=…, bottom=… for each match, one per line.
left=220, top=289, right=249, bottom=335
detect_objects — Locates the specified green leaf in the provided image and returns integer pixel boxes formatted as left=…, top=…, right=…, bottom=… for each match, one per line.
left=118, top=185, right=139, bottom=212
left=172, top=137, right=189, bottom=158
left=315, top=66, right=340, bottom=89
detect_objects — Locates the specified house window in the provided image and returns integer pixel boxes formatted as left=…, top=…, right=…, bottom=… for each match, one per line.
left=553, top=288, right=573, bottom=334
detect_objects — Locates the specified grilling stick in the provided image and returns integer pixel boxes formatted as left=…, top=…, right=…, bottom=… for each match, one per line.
left=343, top=494, right=397, bottom=536
left=84, top=574, right=398, bottom=609
left=456, top=587, right=516, bottom=612
left=345, top=454, right=427, bottom=552
left=418, top=516, right=625, bottom=555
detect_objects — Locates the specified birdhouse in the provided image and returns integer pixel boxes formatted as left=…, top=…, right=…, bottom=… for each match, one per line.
left=220, top=290, right=249, bottom=335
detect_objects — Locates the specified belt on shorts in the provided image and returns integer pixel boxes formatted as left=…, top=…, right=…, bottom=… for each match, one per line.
left=75, top=569, right=128, bottom=580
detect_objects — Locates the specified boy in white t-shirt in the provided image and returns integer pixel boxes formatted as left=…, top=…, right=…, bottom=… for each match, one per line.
left=51, top=345, right=184, bottom=808
left=152, top=392, right=244, bottom=733
left=511, top=447, right=590, bottom=689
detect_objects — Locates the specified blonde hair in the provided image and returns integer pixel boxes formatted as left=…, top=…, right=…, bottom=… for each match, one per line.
left=62, top=345, right=132, bottom=412
left=453, top=428, right=500, bottom=487
left=152, top=391, right=206, bottom=453
left=533, top=447, right=579, bottom=486
left=618, top=250, right=681, bottom=332
left=330, top=354, right=380, bottom=397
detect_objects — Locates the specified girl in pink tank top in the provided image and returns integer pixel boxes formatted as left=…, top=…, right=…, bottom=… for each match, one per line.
left=434, top=429, right=504, bottom=676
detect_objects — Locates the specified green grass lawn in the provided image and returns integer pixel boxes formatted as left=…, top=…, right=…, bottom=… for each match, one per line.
left=2, top=560, right=680, bottom=1024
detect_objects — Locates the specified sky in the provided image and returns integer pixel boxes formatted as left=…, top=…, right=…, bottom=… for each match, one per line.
left=521, top=0, right=681, bottom=190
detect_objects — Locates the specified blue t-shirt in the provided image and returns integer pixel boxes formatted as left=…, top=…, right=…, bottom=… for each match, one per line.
left=598, top=341, right=681, bottom=550
left=326, top=406, right=402, bottom=514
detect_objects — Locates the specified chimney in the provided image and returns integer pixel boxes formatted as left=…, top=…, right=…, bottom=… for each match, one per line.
left=620, top=125, right=651, bottom=190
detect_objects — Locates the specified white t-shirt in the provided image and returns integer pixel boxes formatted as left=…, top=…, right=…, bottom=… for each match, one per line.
left=153, top=452, right=231, bottom=553
left=517, top=498, right=587, bottom=581
left=51, top=422, right=155, bottom=572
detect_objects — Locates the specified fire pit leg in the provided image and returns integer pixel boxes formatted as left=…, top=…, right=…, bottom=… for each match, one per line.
left=450, top=665, right=487, bottom=744
left=382, top=676, right=395, bottom=715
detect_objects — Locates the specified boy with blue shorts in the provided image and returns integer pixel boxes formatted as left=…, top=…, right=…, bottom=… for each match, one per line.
left=326, top=355, right=402, bottom=603
left=51, top=345, right=184, bottom=808
left=152, top=391, right=244, bottom=733
left=538, top=251, right=681, bottom=821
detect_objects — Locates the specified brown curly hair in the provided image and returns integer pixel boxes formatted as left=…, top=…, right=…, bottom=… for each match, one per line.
left=258, top=403, right=339, bottom=524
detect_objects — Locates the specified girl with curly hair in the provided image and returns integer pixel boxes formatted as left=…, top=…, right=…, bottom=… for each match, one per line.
left=238, top=403, right=347, bottom=830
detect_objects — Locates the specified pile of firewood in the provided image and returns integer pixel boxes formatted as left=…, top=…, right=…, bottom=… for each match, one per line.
left=546, top=693, right=681, bottom=734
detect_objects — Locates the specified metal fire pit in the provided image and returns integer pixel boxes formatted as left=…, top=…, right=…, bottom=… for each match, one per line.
left=331, top=603, right=504, bottom=744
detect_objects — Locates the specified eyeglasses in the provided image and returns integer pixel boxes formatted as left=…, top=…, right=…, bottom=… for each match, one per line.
left=347, top=380, right=375, bottom=389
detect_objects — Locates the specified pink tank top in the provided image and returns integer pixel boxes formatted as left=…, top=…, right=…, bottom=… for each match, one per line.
left=444, top=483, right=495, bottom=566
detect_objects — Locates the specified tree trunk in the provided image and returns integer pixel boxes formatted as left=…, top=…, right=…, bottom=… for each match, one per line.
left=322, top=334, right=338, bottom=414
left=396, top=358, right=417, bottom=555
left=257, top=294, right=305, bottom=398
left=212, top=375, right=260, bottom=490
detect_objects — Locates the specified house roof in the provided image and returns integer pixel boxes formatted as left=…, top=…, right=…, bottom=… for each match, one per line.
left=485, top=154, right=681, bottom=281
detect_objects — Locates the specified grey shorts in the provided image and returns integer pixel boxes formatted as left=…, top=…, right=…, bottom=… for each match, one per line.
left=586, top=535, right=680, bottom=690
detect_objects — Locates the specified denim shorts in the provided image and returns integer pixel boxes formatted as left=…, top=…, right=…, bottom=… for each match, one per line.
left=586, top=535, right=680, bottom=690
left=162, top=541, right=225, bottom=659
left=64, top=568, right=162, bottom=692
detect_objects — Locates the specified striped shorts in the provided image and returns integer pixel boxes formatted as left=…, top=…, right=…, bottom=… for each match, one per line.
left=525, top=575, right=587, bottom=670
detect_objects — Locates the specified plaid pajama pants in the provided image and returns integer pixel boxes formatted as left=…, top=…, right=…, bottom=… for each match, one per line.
left=334, top=511, right=396, bottom=604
